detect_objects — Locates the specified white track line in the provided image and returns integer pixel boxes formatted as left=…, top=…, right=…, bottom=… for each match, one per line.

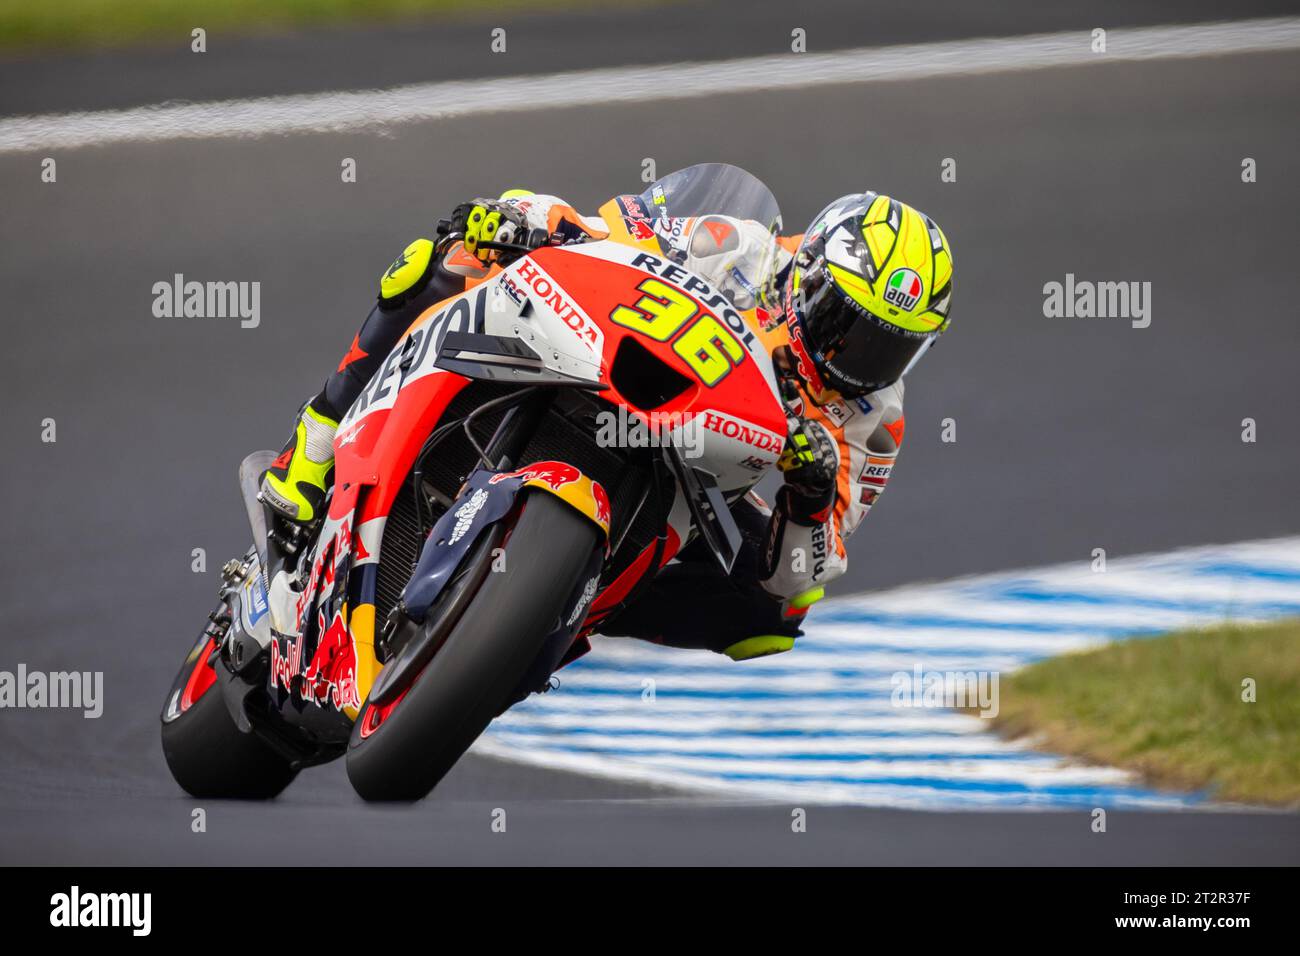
left=3, top=17, right=1299, bottom=153
left=476, top=535, right=1300, bottom=810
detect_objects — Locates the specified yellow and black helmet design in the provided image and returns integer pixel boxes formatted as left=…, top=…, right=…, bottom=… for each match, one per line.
left=786, top=192, right=953, bottom=397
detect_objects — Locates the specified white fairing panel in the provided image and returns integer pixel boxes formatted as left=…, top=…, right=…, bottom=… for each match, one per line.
left=485, top=256, right=604, bottom=386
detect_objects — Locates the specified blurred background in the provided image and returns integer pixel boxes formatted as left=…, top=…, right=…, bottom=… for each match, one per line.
left=1, top=1, right=1297, bottom=862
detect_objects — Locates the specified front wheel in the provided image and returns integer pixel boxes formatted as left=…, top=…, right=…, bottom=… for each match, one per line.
left=346, top=491, right=601, bottom=801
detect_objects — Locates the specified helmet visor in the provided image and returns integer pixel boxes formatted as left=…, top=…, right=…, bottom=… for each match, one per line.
left=798, top=266, right=934, bottom=397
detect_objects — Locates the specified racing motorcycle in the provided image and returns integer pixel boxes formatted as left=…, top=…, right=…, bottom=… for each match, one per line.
left=160, top=164, right=789, bottom=801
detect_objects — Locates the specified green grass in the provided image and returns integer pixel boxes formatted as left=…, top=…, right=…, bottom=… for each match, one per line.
left=0, top=0, right=659, bottom=52
left=981, top=618, right=1300, bottom=807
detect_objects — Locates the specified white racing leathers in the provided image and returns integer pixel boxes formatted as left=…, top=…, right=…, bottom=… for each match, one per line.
left=757, top=381, right=905, bottom=602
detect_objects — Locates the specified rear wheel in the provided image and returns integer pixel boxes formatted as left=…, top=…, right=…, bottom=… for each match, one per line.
left=160, top=623, right=297, bottom=799
left=346, top=491, right=600, bottom=801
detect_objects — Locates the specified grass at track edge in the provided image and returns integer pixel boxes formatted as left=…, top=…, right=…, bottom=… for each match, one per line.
left=972, top=618, right=1300, bottom=808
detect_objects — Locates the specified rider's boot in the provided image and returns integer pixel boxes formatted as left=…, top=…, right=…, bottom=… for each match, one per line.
left=259, top=402, right=338, bottom=523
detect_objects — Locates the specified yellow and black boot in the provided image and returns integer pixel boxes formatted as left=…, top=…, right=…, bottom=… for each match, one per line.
left=259, top=405, right=338, bottom=522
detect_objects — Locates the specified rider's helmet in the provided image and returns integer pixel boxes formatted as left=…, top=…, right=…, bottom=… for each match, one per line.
left=782, top=192, right=953, bottom=398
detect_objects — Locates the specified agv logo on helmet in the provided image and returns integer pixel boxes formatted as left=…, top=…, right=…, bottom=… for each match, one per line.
left=883, top=268, right=923, bottom=312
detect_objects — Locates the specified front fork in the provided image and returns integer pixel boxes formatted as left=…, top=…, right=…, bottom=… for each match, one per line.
left=368, top=389, right=609, bottom=708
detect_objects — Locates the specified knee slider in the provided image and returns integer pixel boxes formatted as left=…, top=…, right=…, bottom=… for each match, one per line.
left=785, top=586, right=824, bottom=618
left=723, top=634, right=796, bottom=661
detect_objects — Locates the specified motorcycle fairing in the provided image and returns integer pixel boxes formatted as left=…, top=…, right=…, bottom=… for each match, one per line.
left=435, top=329, right=608, bottom=389
left=262, top=283, right=494, bottom=727
left=259, top=262, right=615, bottom=728
left=260, top=235, right=785, bottom=737
left=509, top=244, right=786, bottom=491
left=556, top=241, right=780, bottom=387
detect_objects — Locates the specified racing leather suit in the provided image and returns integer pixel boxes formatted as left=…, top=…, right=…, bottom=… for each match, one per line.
left=307, top=193, right=905, bottom=660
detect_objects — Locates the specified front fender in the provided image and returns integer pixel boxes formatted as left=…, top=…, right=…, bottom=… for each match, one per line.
left=399, top=460, right=609, bottom=623
left=490, top=461, right=611, bottom=539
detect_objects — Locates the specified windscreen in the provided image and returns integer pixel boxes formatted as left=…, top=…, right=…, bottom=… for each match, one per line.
left=636, top=163, right=782, bottom=234
left=626, top=163, right=784, bottom=310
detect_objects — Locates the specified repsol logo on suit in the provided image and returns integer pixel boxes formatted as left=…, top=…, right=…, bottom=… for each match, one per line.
left=810, top=522, right=828, bottom=578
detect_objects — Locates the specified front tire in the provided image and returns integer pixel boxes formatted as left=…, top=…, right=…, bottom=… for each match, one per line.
left=346, top=491, right=600, bottom=801
left=161, top=631, right=297, bottom=799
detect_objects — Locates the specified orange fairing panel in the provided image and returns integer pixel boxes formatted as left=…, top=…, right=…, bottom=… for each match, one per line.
left=598, top=198, right=661, bottom=254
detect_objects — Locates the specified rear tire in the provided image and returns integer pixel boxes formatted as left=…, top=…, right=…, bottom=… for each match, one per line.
left=346, top=491, right=600, bottom=801
left=161, top=636, right=297, bottom=799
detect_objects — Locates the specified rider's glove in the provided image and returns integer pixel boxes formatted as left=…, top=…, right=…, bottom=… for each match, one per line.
left=439, top=199, right=531, bottom=263
left=777, top=417, right=838, bottom=525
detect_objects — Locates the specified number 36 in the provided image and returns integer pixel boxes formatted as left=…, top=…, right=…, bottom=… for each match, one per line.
left=609, top=278, right=745, bottom=387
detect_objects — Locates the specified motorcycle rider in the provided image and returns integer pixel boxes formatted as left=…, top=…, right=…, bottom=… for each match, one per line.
left=261, top=186, right=953, bottom=663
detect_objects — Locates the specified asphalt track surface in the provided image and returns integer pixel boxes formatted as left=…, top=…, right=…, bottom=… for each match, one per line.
left=2, top=10, right=1299, bottom=864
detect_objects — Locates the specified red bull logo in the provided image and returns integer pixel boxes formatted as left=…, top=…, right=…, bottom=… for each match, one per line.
left=302, top=611, right=360, bottom=711
left=271, top=611, right=359, bottom=712
left=490, top=460, right=581, bottom=491
left=269, top=635, right=302, bottom=696
left=593, top=481, right=611, bottom=528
